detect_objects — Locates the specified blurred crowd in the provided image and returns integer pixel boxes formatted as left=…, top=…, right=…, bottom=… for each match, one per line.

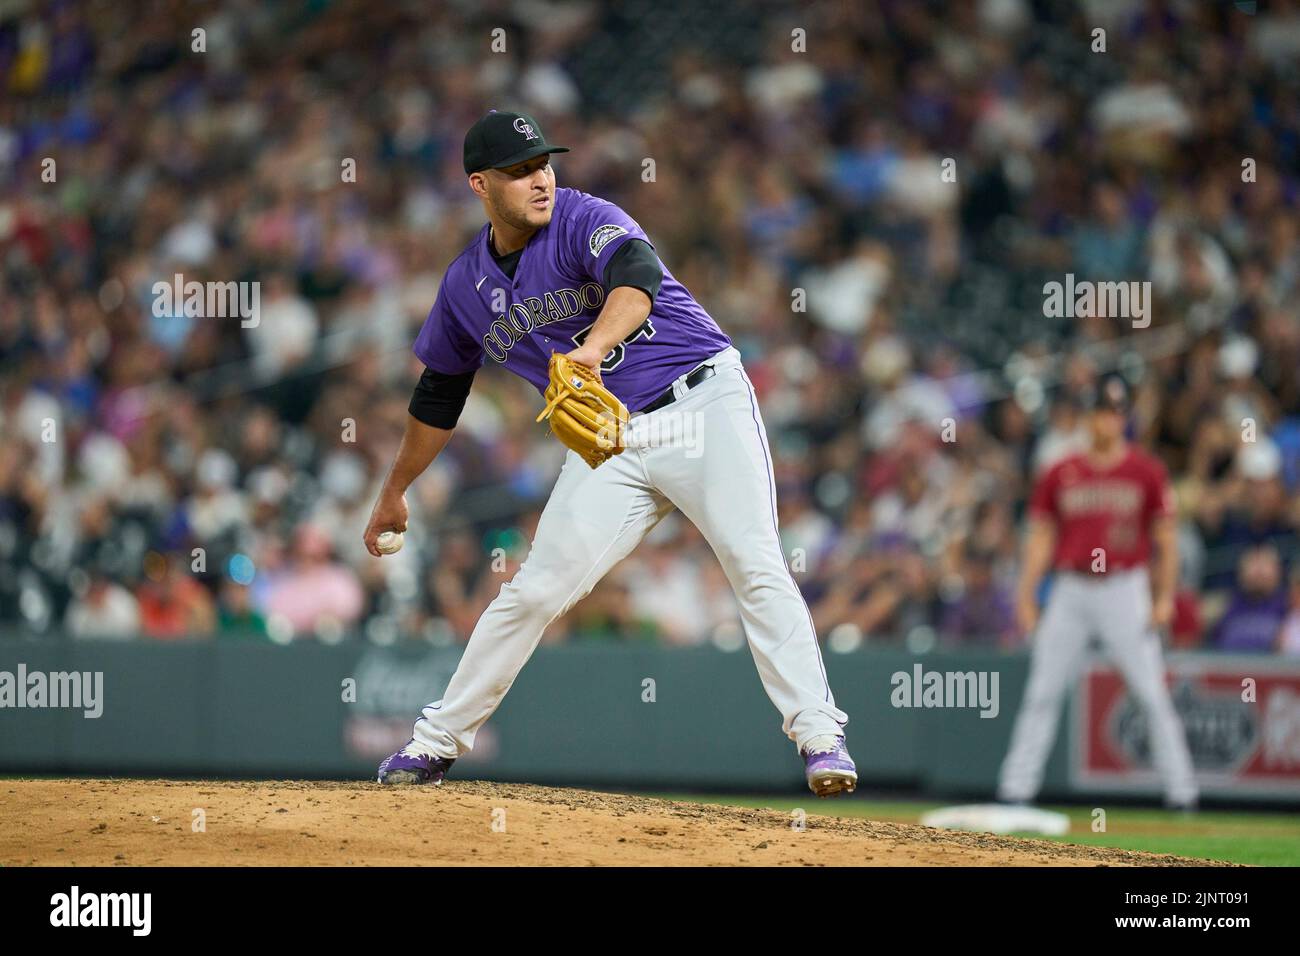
left=2, top=0, right=1299, bottom=654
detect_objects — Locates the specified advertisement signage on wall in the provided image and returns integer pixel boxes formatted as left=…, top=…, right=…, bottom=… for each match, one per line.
left=1071, top=655, right=1300, bottom=798
left=341, top=646, right=501, bottom=768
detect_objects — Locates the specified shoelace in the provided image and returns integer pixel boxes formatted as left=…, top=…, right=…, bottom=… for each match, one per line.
left=401, top=747, right=451, bottom=766
left=805, top=737, right=842, bottom=756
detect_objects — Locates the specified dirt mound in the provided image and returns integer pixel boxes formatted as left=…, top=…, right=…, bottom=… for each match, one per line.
left=1, top=779, right=1225, bottom=866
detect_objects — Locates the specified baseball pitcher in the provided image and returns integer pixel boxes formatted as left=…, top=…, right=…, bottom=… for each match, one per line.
left=363, top=111, right=856, bottom=796
left=997, top=374, right=1198, bottom=809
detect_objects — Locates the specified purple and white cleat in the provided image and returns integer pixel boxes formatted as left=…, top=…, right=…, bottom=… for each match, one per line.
left=801, top=735, right=857, bottom=797
left=377, top=740, right=455, bottom=786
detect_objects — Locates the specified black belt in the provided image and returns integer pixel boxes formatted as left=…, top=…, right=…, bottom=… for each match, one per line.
left=638, top=363, right=716, bottom=414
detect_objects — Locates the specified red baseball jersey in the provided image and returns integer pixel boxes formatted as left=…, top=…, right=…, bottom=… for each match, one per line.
left=1028, top=447, right=1174, bottom=571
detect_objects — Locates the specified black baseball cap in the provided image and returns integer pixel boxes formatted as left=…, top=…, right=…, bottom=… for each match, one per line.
left=1083, top=373, right=1130, bottom=413
left=463, top=110, right=569, bottom=175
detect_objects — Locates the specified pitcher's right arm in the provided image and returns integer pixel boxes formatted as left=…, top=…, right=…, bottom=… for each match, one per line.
left=363, top=367, right=474, bottom=557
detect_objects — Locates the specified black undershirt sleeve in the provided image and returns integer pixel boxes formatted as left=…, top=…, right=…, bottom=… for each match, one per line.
left=602, top=239, right=663, bottom=305
left=409, top=367, right=476, bottom=429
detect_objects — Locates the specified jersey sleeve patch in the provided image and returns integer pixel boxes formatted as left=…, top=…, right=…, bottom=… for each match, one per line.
left=589, top=223, right=629, bottom=258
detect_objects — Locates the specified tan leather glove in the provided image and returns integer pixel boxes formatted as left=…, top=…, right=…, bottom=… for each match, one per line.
left=535, top=353, right=629, bottom=469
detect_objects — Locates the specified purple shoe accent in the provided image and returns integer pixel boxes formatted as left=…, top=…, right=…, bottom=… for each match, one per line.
left=801, top=736, right=857, bottom=797
left=377, top=740, right=456, bottom=786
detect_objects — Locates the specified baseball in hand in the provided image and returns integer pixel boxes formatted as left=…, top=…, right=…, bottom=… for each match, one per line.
left=376, top=531, right=404, bottom=555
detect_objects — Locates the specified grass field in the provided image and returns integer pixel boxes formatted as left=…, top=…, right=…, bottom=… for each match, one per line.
left=651, top=794, right=1300, bottom=866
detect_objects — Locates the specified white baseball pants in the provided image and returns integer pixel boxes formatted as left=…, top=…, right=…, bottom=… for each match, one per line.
left=411, top=346, right=848, bottom=758
left=997, top=567, right=1198, bottom=806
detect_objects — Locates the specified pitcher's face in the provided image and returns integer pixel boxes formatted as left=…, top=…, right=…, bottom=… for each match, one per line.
left=473, top=155, right=556, bottom=231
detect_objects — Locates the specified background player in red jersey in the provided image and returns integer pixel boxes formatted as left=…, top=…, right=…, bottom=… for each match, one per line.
left=998, top=374, right=1199, bottom=810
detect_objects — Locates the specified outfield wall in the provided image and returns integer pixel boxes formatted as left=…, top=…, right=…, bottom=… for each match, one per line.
left=1, top=639, right=1296, bottom=804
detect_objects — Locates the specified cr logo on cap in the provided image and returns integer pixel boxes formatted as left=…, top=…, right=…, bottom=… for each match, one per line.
left=513, top=117, right=538, bottom=140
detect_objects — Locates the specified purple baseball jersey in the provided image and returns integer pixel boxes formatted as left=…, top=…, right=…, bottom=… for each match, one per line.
left=413, top=187, right=732, bottom=411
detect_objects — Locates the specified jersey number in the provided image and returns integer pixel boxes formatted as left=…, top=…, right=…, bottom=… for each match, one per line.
left=572, top=318, right=656, bottom=373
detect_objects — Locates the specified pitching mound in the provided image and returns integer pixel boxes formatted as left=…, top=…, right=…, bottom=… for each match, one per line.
left=2, top=779, right=1225, bottom=866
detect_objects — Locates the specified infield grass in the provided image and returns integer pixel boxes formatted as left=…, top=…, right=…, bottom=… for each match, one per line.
left=649, top=793, right=1300, bottom=866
